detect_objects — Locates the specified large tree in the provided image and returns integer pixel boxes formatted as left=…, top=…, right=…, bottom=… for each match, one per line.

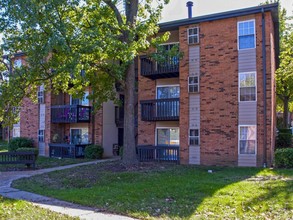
left=0, top=0, right=169, bottom=163
left=275, top=7, right=293, bottom=128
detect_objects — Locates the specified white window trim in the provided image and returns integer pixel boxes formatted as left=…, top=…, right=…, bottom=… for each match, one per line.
left=189, top=128, right=200, bottom=146
left=188, top=76, right=199, bottom=93
left=238, top=125, right=257, bottom=155
left=237, top=19, right=256, bottom=50
left=238, top=71, right=257, bottom=102
left=70, top=91, right=89, bottom=106
left=156, top=84, right=180, bottom=99
left=155, top=127, right=180, bottom=146
left=187, top=27, right=200, bottom=44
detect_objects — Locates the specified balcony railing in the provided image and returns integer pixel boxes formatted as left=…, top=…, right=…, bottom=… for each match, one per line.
left=140, top=55, right=179, bottom=79
left=49, top=143, right=90, bottom=158
left=141, top=98, right=179, bottom=121
left=137, top=145, right=180, bottom=163
left=51, top=105, right=91, bottom=123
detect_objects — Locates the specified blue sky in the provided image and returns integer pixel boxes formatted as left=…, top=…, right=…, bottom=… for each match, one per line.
left=160, top=0, right=293, bottom=22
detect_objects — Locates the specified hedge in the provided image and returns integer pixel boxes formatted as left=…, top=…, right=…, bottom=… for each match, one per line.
left=8, top=137, right=34, bottom=152
left=84, top=145, right=104, bottom=159
left=275, top=148, right=293, bottom=168
left=16, top=147, right=39, bottom=159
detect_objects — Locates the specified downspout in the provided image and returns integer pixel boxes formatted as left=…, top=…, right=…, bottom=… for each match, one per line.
left=261, top=8, right=267, bottom=168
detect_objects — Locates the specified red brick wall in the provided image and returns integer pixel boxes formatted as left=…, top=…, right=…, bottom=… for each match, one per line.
left=198, top=17, right=239, bottom=166
left=20, top=98, right=39, bottom=147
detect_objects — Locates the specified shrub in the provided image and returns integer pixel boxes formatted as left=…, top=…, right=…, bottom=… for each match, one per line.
left=16, top=147, right=39, bottom=159
left=278, top=128, right=292, bottom=134
left=275, top=148, right=293, bottom=168
left=275, top=132, right=292, bottom=149
left=84, top=145, right=104, bottom=159
left=8, top=137, right=34, bottom=152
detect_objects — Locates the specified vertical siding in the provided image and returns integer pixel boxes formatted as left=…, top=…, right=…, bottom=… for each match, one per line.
left=238, top=154, right=257, bottom=167
left=189, top=46, right=200, bottom=164
left=238, top=47, right=257, bottom=166
left=189, top=46, right=200, bottom=76
left=189, top=95, right=200, bottom=129
left=189, top=146, right=200, bottom=165
left=239, top=102, right=257, bottom=124
left=238, top=49, right=256, bottom=72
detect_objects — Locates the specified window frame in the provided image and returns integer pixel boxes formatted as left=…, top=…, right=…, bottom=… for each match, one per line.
left=238, top=125, right=257, bottom=155
left=156, top=84, right=180, bottom=99
left=188, top=76, right=199, bottom=93
left=237, top=19, right=256, bottom=50
left=70, top=91, right=89, bottom=106
left=187, top=27, right=199, bottom=45
left=238, top=71, right=257, bottom=102
left=70, top=127, right=89, bottom=144
left=156, top=127, right=180, bottom=146
left=189, top=129, right=200, bottom=146
left=38, top=129, right=45, bottom=143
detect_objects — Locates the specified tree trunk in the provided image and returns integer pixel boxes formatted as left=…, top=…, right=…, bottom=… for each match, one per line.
left=122, top=61, right=137, bottom=164
left=283, top=97, right=289, bottom=128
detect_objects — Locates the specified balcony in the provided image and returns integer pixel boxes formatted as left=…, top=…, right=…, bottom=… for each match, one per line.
left=137, top=145, right=180, bottom=163
left=51, top=105, right=91, bottom=123
left=140, top=55, right=179, bottom=80
left=141, top=98, right=179, bottom=121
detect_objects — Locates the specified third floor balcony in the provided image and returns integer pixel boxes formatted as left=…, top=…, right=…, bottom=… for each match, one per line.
left=140, top=55, right=179, bottom=80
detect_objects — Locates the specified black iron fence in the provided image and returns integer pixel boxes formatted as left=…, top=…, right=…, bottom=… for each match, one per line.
left=137, top=145, right=180, bottom=163
left=49, top=143, right=90, bottom=158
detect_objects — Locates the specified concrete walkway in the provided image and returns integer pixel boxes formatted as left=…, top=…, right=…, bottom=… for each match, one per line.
left=0, top=159, right=136, bottom=220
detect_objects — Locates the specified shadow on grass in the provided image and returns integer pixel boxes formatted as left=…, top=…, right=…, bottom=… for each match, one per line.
left=12, top=162, right=286, bottom=219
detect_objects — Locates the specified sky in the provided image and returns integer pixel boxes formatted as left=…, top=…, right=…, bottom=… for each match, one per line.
left=160, top=0, right=293, bottom=22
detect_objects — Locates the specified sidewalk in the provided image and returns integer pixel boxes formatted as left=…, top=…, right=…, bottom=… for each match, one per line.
left=0, top=159, right=136, bottom=220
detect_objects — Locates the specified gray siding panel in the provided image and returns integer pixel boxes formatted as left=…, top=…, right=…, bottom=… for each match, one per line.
left=189, top=46, right=200, bottom=76
left=238, top=154, right=257, bottom=167
left=189, top=146, right=200, bottom=165
left=238, top=49, right=256, bottom=72
left=189, top=94, right=200, bottom=129
left=239, top=102, right=257, bottom=124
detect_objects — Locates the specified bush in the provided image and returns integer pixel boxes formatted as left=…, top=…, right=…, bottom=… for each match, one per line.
left=16, top=147, right=39, bottom=159
left=84, top=145, right=104, bottom=159
left=8, top=137, right=34, bottom=152
left=275, top=148, right=293, bottom=168
left=275, top=132, right=292, bottom=149
left=278, top=128, right=292, bottom=134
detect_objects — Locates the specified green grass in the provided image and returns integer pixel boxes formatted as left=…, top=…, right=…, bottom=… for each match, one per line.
left=0, top=156, right=94, bottom=172
left=0, top=196, right=78, bottom=219
left=12, top=162, right=293, bottom=219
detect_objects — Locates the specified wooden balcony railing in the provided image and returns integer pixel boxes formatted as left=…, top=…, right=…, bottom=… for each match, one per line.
left=51, top=105, right=91, bottom=123
left=137, top=145, right=180, bottom=163
left=141, top=98, right=179, bottom=121
left=140, top=55, right=179, bottom=79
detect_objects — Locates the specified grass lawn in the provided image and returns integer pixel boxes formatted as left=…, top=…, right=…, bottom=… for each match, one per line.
left=12, top=161, right=293, bottom=219
left=0, top=155, right=94, bottom=172
left=0, top=196, right=78, bottom=219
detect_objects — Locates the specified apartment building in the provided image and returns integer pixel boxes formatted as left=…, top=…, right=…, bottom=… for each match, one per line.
left=138, top=3, right=279, bottom=167
left=7, top=53, right=123, bottom=158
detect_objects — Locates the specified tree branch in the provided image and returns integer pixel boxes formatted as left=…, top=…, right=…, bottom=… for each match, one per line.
left=103, top=0, right=124, bottom=26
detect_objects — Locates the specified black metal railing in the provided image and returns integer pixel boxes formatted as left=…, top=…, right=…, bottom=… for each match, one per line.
left=49, top=143, right=90, bottom=158
left=141, top=98, right=179, bottom=121
left=51, top=105, right=91, bottom=123
left=140, top=55, right=179, bottom=79
left=137, top=145, right=180, bottom=163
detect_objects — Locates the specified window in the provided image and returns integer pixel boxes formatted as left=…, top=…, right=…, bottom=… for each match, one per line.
left=239, top=72, right=256, bottom=101
left=188, top=27, right=199, bottom=44
left=238, top=20, right=255, bottom=49
left=70, top=128, right=89, bottom=144
left=189, top=129, right=199, bottom=146
left=239, top=126, right=256, bottom=154
left=38, top=130, right=45, bottom=142
left=38, top=91, right=44, bottom=104
left=70, top=91, right=89, bottom=106
left=188, top=76, right=199, bottom=93
left=157, top=128, right=179, bottom=146
left=13, top=127, right=20, bottom=137
left=14, top=59, right=22, bottom=68
left=157, top=86, right=180, bottom=99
